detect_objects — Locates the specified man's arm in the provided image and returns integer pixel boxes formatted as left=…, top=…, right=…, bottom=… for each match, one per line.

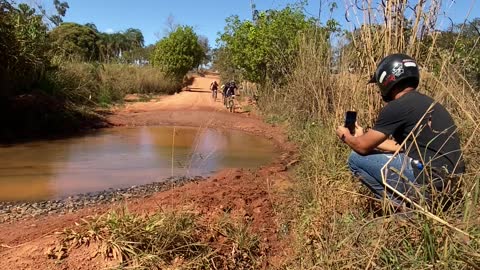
left=337, top=101, right=406, bottom=154
left=376, top=139, right=401, bottom=153
left=336, top=127, right=388, bottom=155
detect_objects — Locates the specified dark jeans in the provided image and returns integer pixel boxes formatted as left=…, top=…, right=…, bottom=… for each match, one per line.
left=348, top=151, right=426, bottom=206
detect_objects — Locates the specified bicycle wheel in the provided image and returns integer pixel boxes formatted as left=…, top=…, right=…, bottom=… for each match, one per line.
left=228, top=99, right=234, bottom=112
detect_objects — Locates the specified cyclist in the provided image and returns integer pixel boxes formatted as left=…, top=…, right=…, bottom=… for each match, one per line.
left=210, top=80, right=219, bottom=100
left=222, top=81, right=230, bottom=97
left=224, top=81, right=237, bottom=111
left=222, top=81, right=230, bottom=104
left=210, top=80, right=218, bottom=91
left=225, top=80, right=237, bottom=97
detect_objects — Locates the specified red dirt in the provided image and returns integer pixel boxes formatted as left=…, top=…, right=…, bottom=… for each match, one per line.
left=0, top=74, right=297, bottom=269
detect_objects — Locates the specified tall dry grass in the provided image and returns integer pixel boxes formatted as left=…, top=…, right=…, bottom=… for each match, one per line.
left=259, top=0, right=480, bottom=268
left=44, top=63, right=182, bottom=106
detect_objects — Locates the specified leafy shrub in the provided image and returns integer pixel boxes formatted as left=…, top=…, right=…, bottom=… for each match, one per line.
left=152, top=26, right=204, bottom=80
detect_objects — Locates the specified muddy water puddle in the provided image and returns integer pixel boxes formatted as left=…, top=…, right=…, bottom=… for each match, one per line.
left=0, top=127, right=278, bottom=201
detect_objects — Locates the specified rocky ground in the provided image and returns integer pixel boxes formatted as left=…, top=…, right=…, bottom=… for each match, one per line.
left=0, top=176, right=203, bottom=223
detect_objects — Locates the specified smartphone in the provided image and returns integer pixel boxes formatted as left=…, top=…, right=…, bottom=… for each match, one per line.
left=345, top=111, right=357, bottom=135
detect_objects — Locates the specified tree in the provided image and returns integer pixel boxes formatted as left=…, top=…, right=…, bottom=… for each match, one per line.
left=163, top=14, right=179, bottom=35
left=212, top=47, right=239, bottom=81
left=50, top=0, right=69, bottom=26
left=420, top=18, right=480, bottom=89
left=124, top=28, right=144, bottom=48
left=92, top=27, right=145, bottom=63
left=36, top=0, right=69, bottom=26
left=124, top=44, right=155, bottom=64
left=49, top=22, right=100, bottom=61
left=443, top=19, right=480, bottom=89
left=84, top=22, right=98, bottom=32
left=0, top=1, right=49, bottom=96
left=152, top=26, right=205, bottom=79
left=217, top=6, right=318, bottom=85
left=197, top=35, right=210, bottom=67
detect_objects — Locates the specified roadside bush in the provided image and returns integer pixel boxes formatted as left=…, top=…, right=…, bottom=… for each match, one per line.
left=55, top=208, right=264, bottom=269
left=58, top=209, right=211, bottom=268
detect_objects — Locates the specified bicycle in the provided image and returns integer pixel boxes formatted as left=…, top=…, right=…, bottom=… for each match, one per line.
left=225, top=95, right=235, bottom=113
left=212, top=88, right=218, bottom=102
left=223, top=92, right=227, bottom=107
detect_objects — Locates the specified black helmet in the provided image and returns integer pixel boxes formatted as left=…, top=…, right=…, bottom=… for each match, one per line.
left=368, top=54, right=420, bottom=102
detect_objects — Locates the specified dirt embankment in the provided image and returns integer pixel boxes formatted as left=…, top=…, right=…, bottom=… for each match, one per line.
left=0, top=74, right=298, bottom=269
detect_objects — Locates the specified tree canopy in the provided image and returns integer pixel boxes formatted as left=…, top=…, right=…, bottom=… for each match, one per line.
left=435, top=19, right=480, bottom=88
left=49, top=22, right=100, bottom=61
left=152, top=26, right=205, bottom=79
left=48, top=22, right=146, bottom=63
left=216, top=6, right=320, bottom=85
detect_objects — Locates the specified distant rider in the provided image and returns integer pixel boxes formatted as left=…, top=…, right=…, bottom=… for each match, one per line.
left=210, top=80, right=218, bottom=91
left=225, top=81, right=237, bottom=97
left=222, top=81, right=231, bottom=97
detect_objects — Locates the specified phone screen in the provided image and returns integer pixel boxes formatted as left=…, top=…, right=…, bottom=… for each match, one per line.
left=345, top=111, right=357, bottom=135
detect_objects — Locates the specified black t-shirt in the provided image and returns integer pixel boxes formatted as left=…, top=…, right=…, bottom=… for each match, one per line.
left=373, top=91, right=465, bottom=174
left=227, top=85, right=236, bottom=96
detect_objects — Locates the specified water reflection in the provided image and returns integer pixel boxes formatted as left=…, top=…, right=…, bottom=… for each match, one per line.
left=0, top=127, right=277, bottom=201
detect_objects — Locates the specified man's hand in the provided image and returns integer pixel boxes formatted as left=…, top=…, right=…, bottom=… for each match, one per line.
left=335, top=125, right=389, bottom=155
left=354, top=123, right=364, bottom=137
left=337, top=122, right=364, bottom=140
left=336, top=126, right=350, bottom=141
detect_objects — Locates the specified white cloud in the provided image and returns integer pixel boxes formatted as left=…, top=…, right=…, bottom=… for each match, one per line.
left=105, top=28, right=114, bottom=34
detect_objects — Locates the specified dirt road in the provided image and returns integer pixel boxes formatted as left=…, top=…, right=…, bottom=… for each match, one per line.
left=122, top=74, right=226, bottom=112
left=108, top=74, right=267, bottom=135
left=0, top=74, right=297, bottom=269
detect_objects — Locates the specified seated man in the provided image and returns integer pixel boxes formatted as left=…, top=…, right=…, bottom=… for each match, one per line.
left=336, top=54, right=465, bottom=207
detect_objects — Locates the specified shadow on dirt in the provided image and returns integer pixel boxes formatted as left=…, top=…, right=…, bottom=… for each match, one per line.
left=0, top=92, right=110, bottom=144
left=186, top=88, right=210, bottom=93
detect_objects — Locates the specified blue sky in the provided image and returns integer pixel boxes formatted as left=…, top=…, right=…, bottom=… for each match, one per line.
left=36, top=0, right=480, bottom=47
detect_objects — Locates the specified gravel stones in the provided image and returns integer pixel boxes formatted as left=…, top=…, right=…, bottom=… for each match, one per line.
left=0, top=176, right=203, bottom=223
